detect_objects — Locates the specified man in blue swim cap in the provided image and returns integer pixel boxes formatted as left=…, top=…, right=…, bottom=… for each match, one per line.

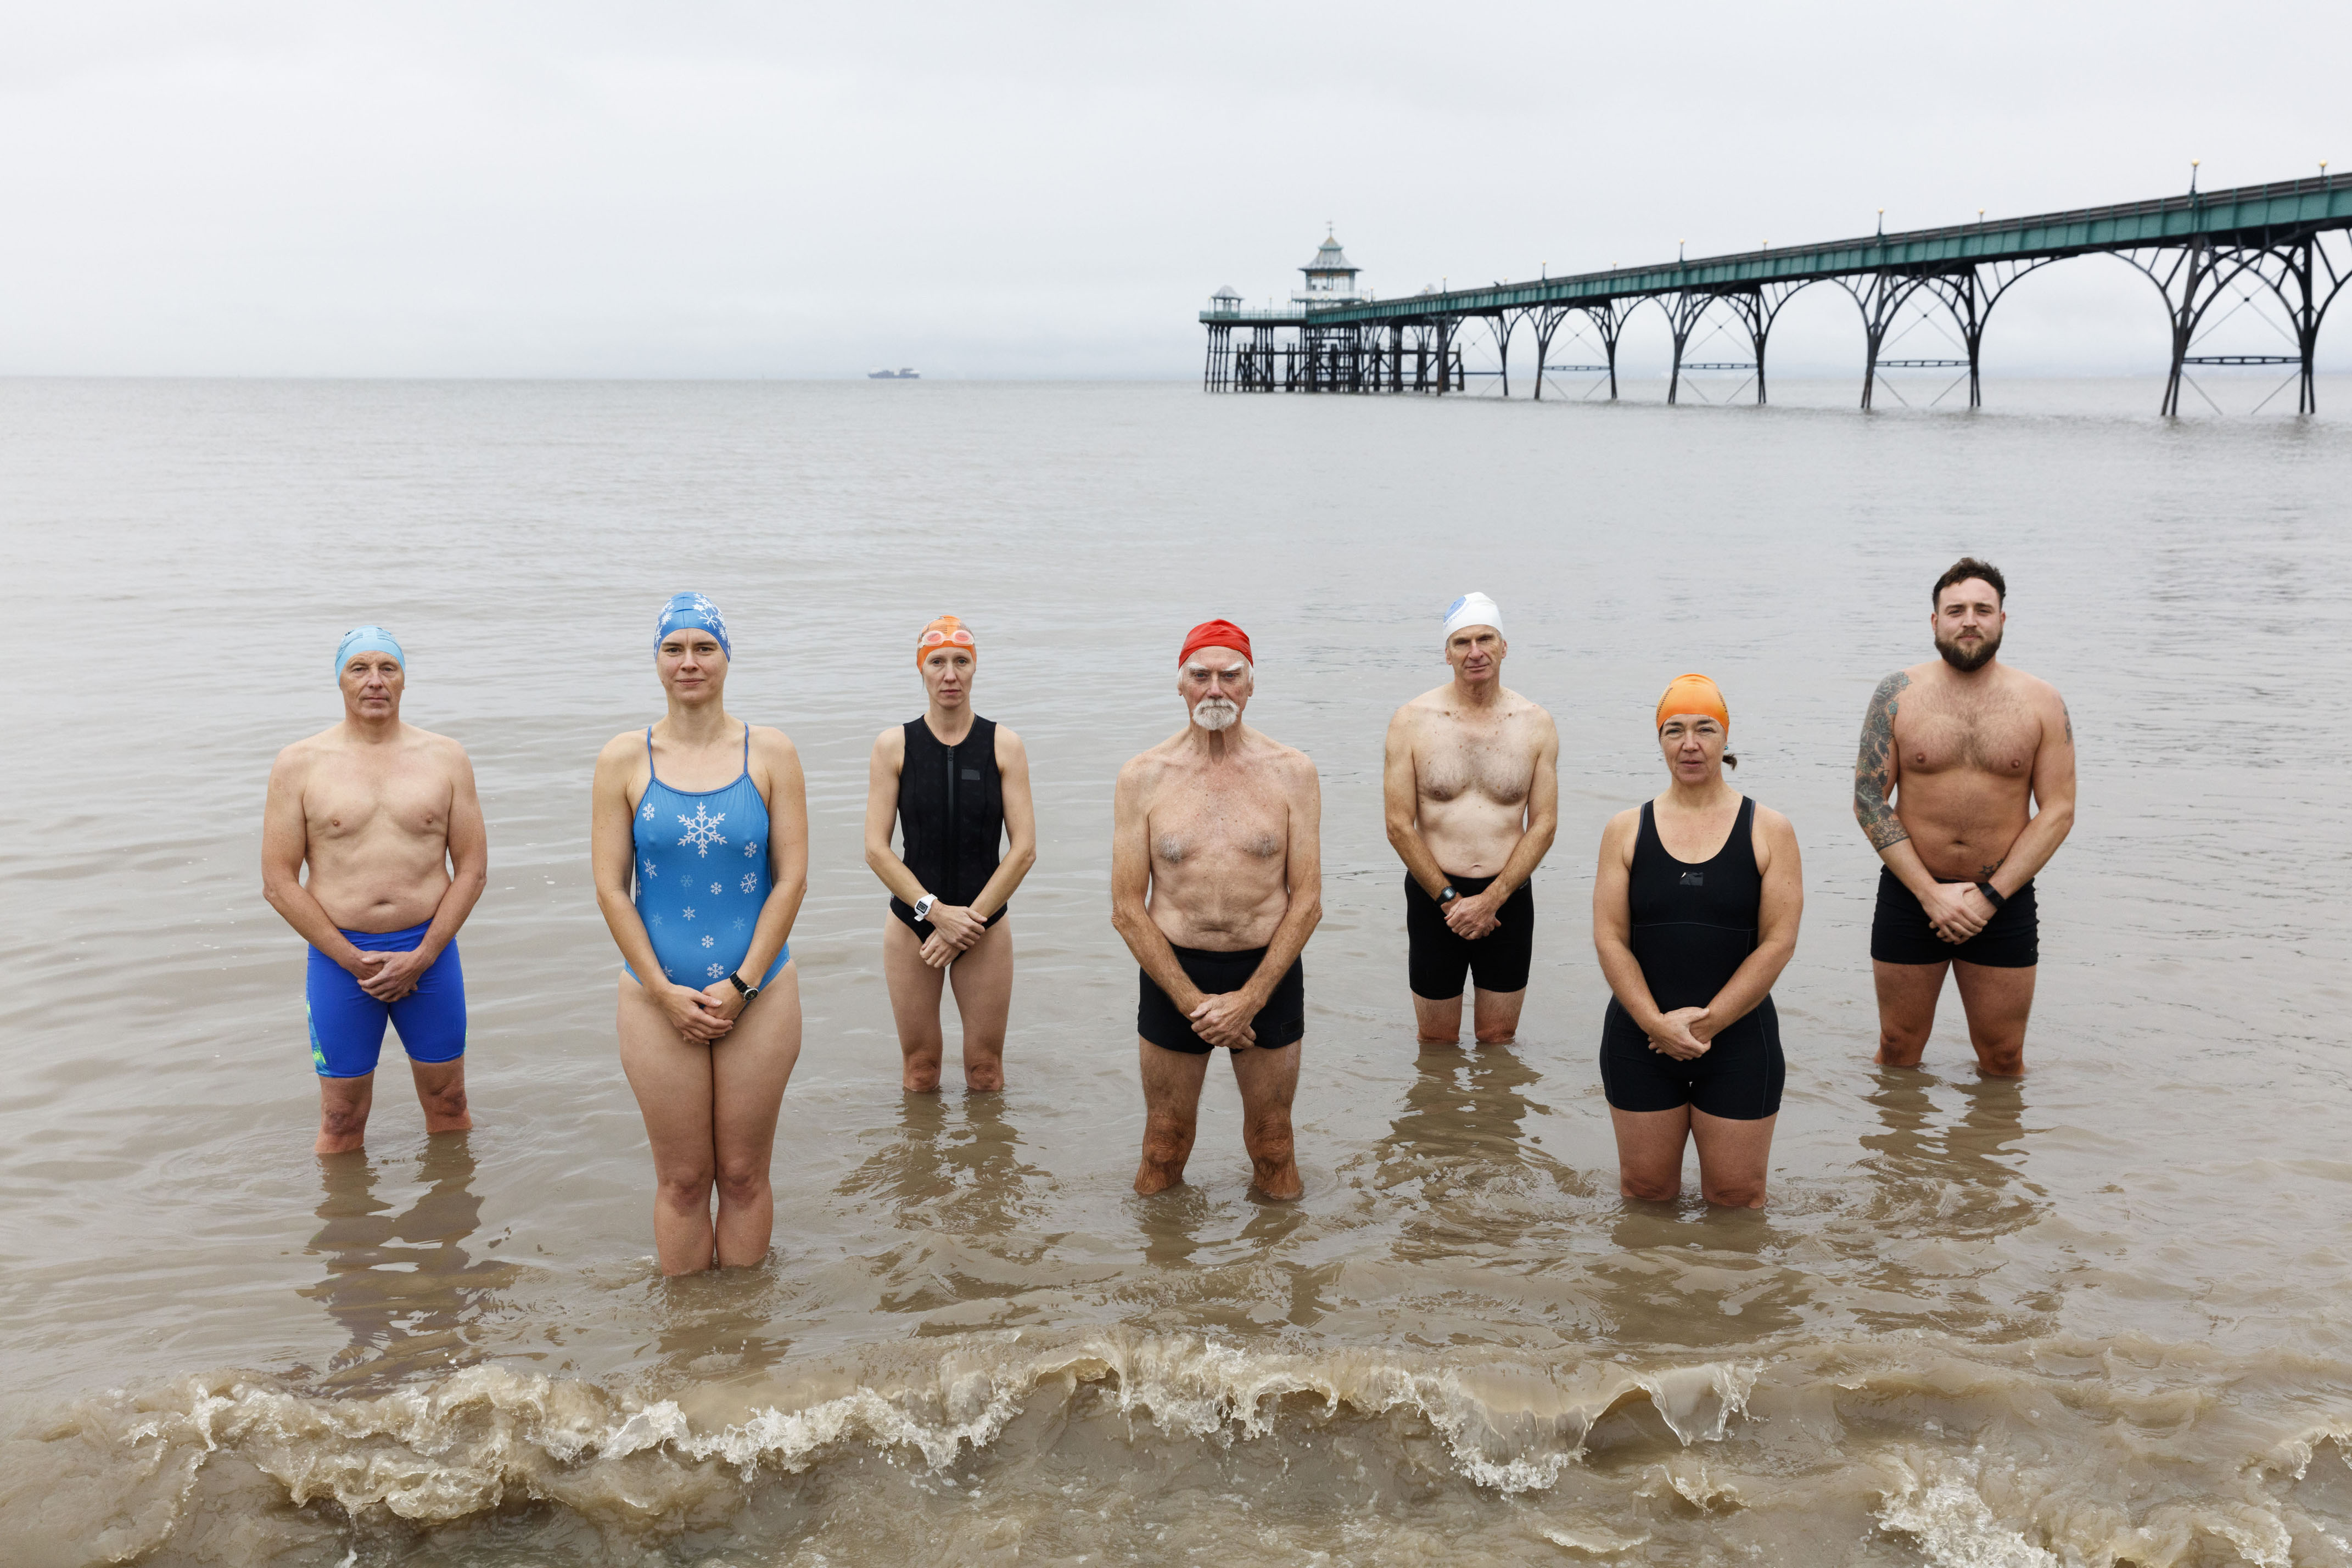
left=262, top=628, right=489, bottom=1153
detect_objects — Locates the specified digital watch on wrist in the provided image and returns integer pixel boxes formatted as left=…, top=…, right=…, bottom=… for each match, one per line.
left=912, top=894, right=937, bottom=922
left=1436, top=886, right=1460, bottom=906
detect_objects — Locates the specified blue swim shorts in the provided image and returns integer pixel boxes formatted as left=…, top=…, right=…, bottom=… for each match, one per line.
left=305, top=922, right=467, bottom=1079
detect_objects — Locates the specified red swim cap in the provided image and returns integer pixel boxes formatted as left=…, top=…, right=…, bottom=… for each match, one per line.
left=1178, top=619, right=1252, bottom=668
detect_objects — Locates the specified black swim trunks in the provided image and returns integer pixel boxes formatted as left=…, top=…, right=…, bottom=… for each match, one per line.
left=1404, top=872, right=1535, bottom=1000
left=1600, top=1029, right=1785, bottom=1121
left=1138, top=945, right=1305, bottom=1054
left=1869, top=867, right=2039, bottom=968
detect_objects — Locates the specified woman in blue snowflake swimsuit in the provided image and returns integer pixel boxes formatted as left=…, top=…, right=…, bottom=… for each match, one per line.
left=591, top=592, right=809, bottom=1275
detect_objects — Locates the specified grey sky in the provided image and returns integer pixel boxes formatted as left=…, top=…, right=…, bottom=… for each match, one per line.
left=3, top=1, right=2345, bottom=377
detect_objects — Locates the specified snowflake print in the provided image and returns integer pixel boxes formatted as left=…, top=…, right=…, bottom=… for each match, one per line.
left=649, top=913, right=664, bottom=927
left=662, top=964, right=676, bottom=979
left=702, top=934, right=715, bottom=949
left=642, top=858, right=657, bottom=880
left=742, top=841, right=758, bottom=859
left=706, top=962, right=727, bottom=979
left=682, top=906, right=697, bottom=921
left=676, top=804, right=727, bottom=856
left=740, top=873, right=757, bottom=894
left=641, top=802, right=656, bottom=821
left=709, top=881, right=723, bottom=897
left=732, top=917, right=747, bottom=932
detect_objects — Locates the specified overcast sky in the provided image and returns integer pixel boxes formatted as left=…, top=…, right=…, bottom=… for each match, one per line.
left=3, top=2, right=2346, bottom=377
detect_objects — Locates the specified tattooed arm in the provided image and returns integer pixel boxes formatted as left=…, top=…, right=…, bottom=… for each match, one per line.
left=1854, top=670, right=1983, bottom=942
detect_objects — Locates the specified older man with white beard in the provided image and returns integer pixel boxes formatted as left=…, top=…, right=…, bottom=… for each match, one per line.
left=1111, top=619, right=1323, bottom=1199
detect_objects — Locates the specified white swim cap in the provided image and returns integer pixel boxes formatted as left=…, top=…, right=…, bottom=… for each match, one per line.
left=1442, top=592, right=1503, bottom=641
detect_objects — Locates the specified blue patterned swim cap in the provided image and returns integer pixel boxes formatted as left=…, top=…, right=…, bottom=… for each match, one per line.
left=334, top=626, right=405, bottom=681
left=654, top=592, right=730, bottom=658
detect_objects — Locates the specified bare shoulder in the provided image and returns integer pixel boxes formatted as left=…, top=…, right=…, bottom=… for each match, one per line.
left=748, top=725, right=800, bottom=766
left=1599, top=805, right=1642, bottom=850
left=271, top=724, right=341, bottom=774
left=1752, top=802, right=1799, bottom=842
left=993, top=723, right=1026, bottom=759
left=1251, top=729, right=1317, bottom=778
left=2004, top=665, right=2065, bottom=706
left=1401, top=684, right=1454, bottom=716
left=407, top=724, right=473, bottom=769
left=1504, top=688, right=1558, bottom=738
left=596, top=727, right=647, bottom=769
left=872, top=724, right=906, bottom=760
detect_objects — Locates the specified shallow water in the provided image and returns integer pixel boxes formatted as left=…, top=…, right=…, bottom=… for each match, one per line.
left=3, top=376, right=2350, bottom=1566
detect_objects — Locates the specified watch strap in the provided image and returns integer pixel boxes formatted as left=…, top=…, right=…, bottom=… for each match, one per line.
left=1974, top=881, right=2006, bottom=910
left=1436, top=886, right=1459, bottom=905
left=727, top=972, right=755, bottom=997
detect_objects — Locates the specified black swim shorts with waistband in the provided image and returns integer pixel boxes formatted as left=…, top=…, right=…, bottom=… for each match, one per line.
left=1137, top=944, right=1306, bottom=1054
left=1404, top=872, right=1535, bottom=1000
left=1869, top=866, right=2039, bottom=968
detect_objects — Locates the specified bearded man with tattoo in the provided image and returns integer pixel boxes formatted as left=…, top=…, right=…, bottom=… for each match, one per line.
left=1853, top=559, right=2075, bottom=1076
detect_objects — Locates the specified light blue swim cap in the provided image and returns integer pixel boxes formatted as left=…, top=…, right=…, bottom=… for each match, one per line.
left=334, top=626, right=405, bottom=681
left=654, top=592, right=731, bottom=658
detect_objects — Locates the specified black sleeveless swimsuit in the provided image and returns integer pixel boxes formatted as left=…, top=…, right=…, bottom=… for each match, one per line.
left=891, top=715, right=1009, bottom=938
left=1599, top=796, right=1785, bottom=1120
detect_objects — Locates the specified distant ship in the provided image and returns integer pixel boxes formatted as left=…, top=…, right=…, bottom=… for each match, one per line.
left=867, top=367, right=921, bottom=379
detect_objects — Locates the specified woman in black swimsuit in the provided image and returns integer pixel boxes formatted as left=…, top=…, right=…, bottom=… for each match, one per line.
left=1592, top=674, right=1803, bottom=1208
left=863, top=616, right=1038, bottom=1093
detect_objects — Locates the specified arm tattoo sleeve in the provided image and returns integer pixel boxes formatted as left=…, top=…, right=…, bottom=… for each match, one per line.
left=1854, top=671, right=1911, bottom=850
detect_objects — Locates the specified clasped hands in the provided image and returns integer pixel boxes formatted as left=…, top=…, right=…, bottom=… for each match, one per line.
left=1442, top=885, right=1504, bottom=940
left=1186, top=985, right=1264, bottom=1049
left=348, top=947, right=431, bottom=1003
left=659, top=976, right=751, bottom=1044
left=1918, top=881, right=1998, bottom=945
left=917, top=902, right=988, bottom=968
left=1645, top=1005, right=1714, bottom=1061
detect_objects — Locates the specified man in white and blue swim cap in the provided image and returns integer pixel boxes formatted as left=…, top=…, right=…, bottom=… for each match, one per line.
left=260, top=625, right=489, bottom=1152
left=1382, top=591, right=1560, bottom=1048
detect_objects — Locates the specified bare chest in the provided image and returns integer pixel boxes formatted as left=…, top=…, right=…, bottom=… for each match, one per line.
left=1416, top=720, right=1533, bottom=806
left=306, top=757, right=450, bottom=844
left=1895, top=698, right=2039, bottom=779
left=1150, top=776, right=1288, bottom=869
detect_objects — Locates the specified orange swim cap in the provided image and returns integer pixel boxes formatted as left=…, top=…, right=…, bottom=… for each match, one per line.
left=916, top=614, right=976, bottom=667
left=1655, top=673, right=1728, bottom=731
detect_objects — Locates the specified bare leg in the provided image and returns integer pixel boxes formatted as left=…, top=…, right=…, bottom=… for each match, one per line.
left=1873, top=959, right=1951, bottom=1068
left=882, top=919, right=950, bottom=1091
left=616, top=976, right=718, bottom=1275
left=945, top=918, right=1013, bottom=1092
left=1950, top=961, right=2035, bottom=1078
left=409, top=1059, right=472, bottom=1134
left=1230, top=1041, right=1302, bottom=1200
left=1688, top=1109, right=1776, bottom=1207
left=316, top=1074, right=373, bottom=1155
left=1413, top=993, right=1464, bottom=1045
left=1609, top=1106, right=1692, bottom=1201
left=709, top=965, right=803, bottom=1267
left=1135, top=1038, right=1209, bottom=1195
left=1471, top=987, right=1527, bottom=1045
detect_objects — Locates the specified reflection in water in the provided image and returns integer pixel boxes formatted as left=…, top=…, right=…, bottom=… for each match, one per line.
left=1851, top=1071, right=2051, bottom=1336
left=836, top=1094, right=1055, bottom=1237
left=298, top=1139, right=517, bottom=1390
left=1371, top=1043, right=1573, bottom=1200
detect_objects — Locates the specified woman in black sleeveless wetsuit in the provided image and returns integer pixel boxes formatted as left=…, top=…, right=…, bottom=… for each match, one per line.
left=1592, top=674, right=1803, bottom=1208
left=863, top=616, right=1038, bottom=1093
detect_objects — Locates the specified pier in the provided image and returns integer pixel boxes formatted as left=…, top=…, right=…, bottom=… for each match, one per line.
left=1201, top=173, right=2352, bottom=413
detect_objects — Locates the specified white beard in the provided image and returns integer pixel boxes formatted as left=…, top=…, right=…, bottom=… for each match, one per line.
left=1191, top=698, right=1240, bottom=732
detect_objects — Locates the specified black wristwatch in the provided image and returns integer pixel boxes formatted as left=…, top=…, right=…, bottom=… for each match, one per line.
left=1974, top=882, right=2006, bottom=911
left=727, top=972, right=761, bottom=1003
left=1436, top=886, right=1460, bottom=906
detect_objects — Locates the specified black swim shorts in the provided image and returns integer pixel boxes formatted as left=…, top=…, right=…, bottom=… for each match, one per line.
left=1598, top=1003, right=1786, bottom=1121
left=1869, top=867, right=2039, bottom=968
left=1138, top=945, right=1305, bottom=1054
left=1404, top=872, right=1534, bottom=1000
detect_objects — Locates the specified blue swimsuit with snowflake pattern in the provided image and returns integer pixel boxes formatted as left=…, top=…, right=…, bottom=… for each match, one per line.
left=628, top=725, right=789, bottom=991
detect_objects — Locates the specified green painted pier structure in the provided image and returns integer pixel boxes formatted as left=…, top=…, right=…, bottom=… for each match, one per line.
left=1200, top=173, right=2352, bottom=414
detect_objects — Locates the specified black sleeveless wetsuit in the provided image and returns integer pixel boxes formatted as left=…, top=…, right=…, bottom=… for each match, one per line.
left=891, top=715, right=1009, bottom=939
left=1599, top=796, right=1784, bottom=1120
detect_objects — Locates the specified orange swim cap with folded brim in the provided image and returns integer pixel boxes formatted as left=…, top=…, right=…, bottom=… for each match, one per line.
left=916, top=614, right=976, bottom=668
left=1655, top=673, right=1728, bottom=731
